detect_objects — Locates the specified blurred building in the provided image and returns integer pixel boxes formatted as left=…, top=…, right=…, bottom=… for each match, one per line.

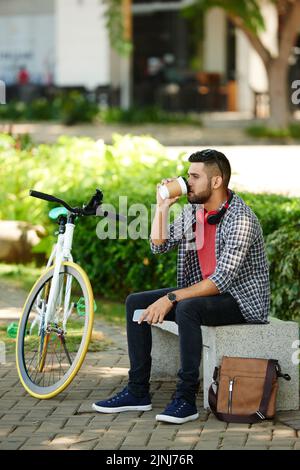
left=0, top=0, right=109, bottom=88
left=0, top=0, right=299, bottom=113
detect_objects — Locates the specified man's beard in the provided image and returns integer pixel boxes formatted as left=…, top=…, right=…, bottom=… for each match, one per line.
left=187, top=182, right=212, bottom=204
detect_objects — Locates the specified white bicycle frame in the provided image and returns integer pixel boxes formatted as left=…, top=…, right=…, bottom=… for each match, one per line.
left=31, top=221, right=75, bottom=335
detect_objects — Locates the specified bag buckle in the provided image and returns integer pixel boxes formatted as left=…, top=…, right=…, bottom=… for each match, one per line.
left=256, top=410, right=265, bottom=420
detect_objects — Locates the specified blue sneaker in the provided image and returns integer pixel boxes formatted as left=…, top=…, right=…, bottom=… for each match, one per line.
left=156, top=398, right=199, bottom=424
left=92, top=386, right=152, bottom=413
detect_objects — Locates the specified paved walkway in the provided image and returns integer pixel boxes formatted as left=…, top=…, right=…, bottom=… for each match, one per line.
left=0, top=117, right=247, bottom=147
left=1, top=114, right=299, bottom=147
left=0, top=281, right=300, bottom=450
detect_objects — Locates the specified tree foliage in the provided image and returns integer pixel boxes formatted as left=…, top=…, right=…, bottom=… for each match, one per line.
left=190, top=0, right=265, bottom=33
left=103, top=0, right=133, bottom=56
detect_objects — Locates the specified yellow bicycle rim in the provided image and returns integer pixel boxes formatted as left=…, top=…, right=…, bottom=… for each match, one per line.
left=16, top=261, right=94, bottom=399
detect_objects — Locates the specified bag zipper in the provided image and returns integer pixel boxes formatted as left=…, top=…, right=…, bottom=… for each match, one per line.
left=228, top=379, right=234, bottom=414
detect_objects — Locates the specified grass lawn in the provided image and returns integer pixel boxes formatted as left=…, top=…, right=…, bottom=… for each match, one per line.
left=0, top=263, right=42, bottom=293
left=0, top=263, right=126, bottom=354
left=0, top=322, right=112, bottom=355
left=0, top=263, right=125, bottom=325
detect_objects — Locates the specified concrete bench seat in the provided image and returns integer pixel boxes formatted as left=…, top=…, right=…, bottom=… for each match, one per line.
left=151, top=317, right=299, bottom=411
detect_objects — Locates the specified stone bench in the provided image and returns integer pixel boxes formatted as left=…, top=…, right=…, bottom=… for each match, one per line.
left=151, top=318, right=299, bottom=411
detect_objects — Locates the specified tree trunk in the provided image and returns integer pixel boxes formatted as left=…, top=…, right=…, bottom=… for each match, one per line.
left=267, top=59, right=291, bottom=128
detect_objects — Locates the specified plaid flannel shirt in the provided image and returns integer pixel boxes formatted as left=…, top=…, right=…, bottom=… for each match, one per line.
left=150, top=192, right=270, bottom=324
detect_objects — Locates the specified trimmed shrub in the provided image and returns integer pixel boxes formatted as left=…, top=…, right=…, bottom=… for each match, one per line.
left=1, top=133, right=299, bottom=318
left=266, top=223, right=300, bottom=321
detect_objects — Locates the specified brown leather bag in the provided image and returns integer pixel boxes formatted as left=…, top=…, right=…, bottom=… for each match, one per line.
left=209, top=356, right=291, bottom=424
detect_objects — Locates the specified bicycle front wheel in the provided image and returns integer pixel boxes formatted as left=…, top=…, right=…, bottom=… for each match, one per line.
left=16, top=262, right=94, bottom=399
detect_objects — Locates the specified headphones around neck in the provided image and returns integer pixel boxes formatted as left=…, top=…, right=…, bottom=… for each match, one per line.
left=206, top=189, right=234, bottom=225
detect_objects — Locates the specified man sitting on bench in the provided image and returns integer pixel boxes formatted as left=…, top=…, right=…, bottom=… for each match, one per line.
left=92, top=149, right=270, bottom=424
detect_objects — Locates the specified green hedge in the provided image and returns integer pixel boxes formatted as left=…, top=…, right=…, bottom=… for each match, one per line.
left=0, top=92, right=99, bottom=125
left=266, top=223, right=300, bottom=321
left=98, top=106, right=202, bottom=125
left=0, top=133, right=299, bottom=320
left=0, top=93, right=202, bottom=126
left=246, top=124, right=300, bottom=140
left=237, top=192, right=300, bottom=237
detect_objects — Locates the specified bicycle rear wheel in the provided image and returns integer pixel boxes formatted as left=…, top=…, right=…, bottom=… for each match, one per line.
left=16, top=262, right=94, bottom=399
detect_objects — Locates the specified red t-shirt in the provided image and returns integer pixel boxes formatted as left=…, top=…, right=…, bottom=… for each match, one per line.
left=195, top=209, right=217, bottom=279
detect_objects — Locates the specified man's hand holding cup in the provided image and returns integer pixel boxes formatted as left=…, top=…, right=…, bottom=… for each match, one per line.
left=156, top=176, right=188, bottom=208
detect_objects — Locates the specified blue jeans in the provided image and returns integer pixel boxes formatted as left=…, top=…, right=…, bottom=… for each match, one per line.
left=125, top=287, right=246, bottom=405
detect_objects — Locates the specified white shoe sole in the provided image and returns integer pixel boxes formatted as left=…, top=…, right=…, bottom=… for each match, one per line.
left=92, top=403, right=152, bottom=413
left=155, top=412, right=199, bottom=424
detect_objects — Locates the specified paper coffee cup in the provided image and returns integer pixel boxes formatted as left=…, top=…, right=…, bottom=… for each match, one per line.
left=159, top=177, right=188, bottom=200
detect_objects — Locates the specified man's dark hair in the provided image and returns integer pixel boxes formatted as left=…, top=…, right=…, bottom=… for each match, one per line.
left=188, top=149, right=231, bottom=188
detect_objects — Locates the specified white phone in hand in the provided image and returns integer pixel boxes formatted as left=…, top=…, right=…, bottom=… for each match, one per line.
left=133, top=309, right=147, bottom=322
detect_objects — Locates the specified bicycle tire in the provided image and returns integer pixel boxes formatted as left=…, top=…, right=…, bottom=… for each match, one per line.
left=16, top=261, right=94, bottom=399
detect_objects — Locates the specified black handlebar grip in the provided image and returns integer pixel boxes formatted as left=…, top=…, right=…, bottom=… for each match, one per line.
left=29, top=190, right=59, bottom=203
left=29, top=189, right=76, bottom=213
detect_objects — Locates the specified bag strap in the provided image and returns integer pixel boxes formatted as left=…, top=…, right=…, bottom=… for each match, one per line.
left=209, top=359, right=279, bottom=424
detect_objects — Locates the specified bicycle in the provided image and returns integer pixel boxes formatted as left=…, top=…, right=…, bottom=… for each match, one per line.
left=16, top=188, right=124, bottom=399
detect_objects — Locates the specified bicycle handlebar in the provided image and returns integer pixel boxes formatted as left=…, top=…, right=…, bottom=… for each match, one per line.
left=29, top=190, right=79, bottom=213
left=29, top=189, right=126, bottom=221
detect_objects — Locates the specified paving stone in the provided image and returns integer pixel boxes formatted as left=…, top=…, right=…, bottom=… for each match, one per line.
left=69, top=442, right=98, bottom=450
left=21, top=437, right=53, bottom=447
left=246, top=435, right=272, bottom=443
left=65, top=416, right=92, bottom=427
left=9, top=423, right=39, bottom=434
left=77, top=431, right=104, bottom=441
left=173, top=436, right=199, bottom=446
left=194, top=442, right=220, bottom=450
left=201, top=422, right=227, bottom=432
left=121, top=434, right=151, bottom=447
left=243, top=445, right=269, bottom=450
left=0, top=413, right=27, bottom=423
left=269, top=439, right=296, bottom=448
left=147, top=438, right=177, bottom=449
left=272, top=428, right=296, bottom=438
left=220, top=445, right=246, bottom=450
left=2, top=285, right=300, bottom=452
left=20, top=445, right=54, bottom=450
left=50, top=434, right=80, bottom=448
left=49, top=407, right=80, bottom=417
left=77, top=402, right=96, bottom=413
left=1, top=390, right=27, bottom=398
left=0, top=426, right=15, bottom=438
left=226, top=424, right=250, bottom=432
left=199, top=429, right=223, bottom=441
left=0, top=439, right=27, bottom=450
left=0, top=400, right=18, bottom=410
left=37, top=421, right=66, bottom=432
left=33, top=401, right=62, bottom=409
left=169, top=445, right=196, bottom=450
left=119, top=445, right=151, bottom=450
left=94, top=439, right=123, bottom=450
left=24, top=411, right=52, bottom=421
left=222, top=432, right=248, bottom=441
